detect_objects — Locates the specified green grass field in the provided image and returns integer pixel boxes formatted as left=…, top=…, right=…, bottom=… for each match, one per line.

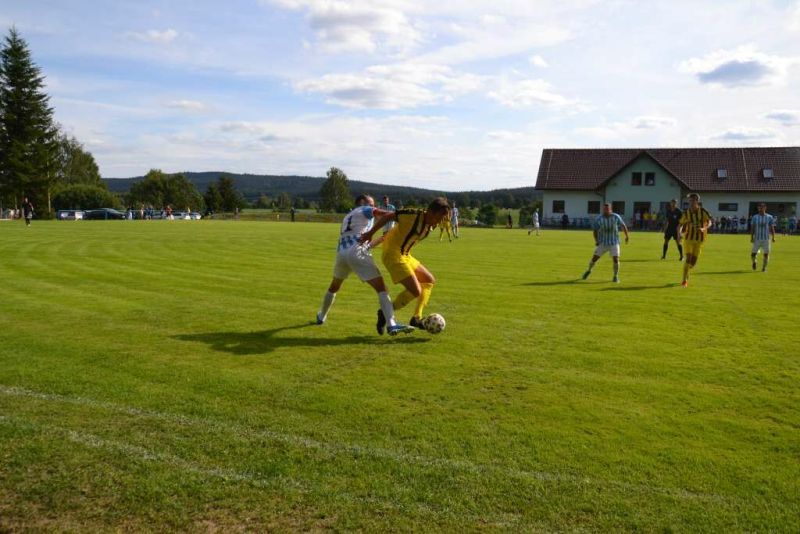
left=1, top=220, right=798, bottom=531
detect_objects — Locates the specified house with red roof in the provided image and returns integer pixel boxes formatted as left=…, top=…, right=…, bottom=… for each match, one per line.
left=535, top=147, right=800, bottom=224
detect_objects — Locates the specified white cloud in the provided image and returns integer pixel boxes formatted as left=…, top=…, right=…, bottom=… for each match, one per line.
left=166, top=100, right=208, bottom=112
left=529, top=55, right=549, bottom=68
left=789, top=1, right=800, bottom=31
left=127, top=28, right=179, bottom=44
left=680, top=45, right=796, bottom=88
left=487, top=79, right=579, bottom=109
left=631, top=116, right=677, bottom=129
left=712, top=127, right=776, bottom=141
left=295, top=63, right=484, bottom=109
left=765, top=109, right=800, bottom=126
left=265, top=0, right=421, bottom=54
left=575, top=115, right=678, bottom=140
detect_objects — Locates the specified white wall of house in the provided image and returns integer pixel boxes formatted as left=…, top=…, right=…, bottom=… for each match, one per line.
left=603, top=155, right=683, bottom=220
left=542, top=190, right=603, bottom=222
left=700, top=192, right=799, bottom=219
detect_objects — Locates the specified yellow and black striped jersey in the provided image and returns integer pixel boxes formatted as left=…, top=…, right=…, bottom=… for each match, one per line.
left=383, top=209, right=432, bottom=255
left=679, top=207, right=711, bottom=242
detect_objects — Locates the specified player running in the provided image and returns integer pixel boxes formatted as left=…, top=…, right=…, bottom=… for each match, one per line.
left=678, top=193, right=712, bottom=287
left=316, top=194, right=414, bottom=336
left=451, top=202, right=460, bottom=238
left=360, top=197, right=450, bottom=331
left=438, top=209, right=454, bottom=242
left=662, top=199, right=683, bottom=260
left=750, top=203, right=776, bottom=272
left=528, top=209, right=540, bottom=236
left=582, top=202, right=629, bottom=283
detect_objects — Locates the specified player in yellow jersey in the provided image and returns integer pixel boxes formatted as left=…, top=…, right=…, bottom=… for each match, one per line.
left=678, top=193, right=712, bottom=287
left=360, top=197, right=450, bottom=332
left=438, top=208, right=453, bottom=242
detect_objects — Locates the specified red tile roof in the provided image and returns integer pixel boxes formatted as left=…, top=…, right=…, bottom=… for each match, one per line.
left=536, top=147, right=800, bottom=192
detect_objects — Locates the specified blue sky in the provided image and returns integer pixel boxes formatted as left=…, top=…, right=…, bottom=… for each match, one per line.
left=3, top=0, right=800, bottom=190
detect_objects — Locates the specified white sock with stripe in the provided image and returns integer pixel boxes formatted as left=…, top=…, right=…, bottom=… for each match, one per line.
left=319, top=291, right=335, bottom=321
left=378, top=292, right=397, bottom=327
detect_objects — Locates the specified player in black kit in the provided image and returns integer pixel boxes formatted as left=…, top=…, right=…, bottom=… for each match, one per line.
left=662, top=199, right=683, bottom=260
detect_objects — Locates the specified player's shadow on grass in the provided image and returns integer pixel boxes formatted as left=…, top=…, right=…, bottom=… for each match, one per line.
left=694, top=270, right=750, bottom=276
left=600, top=282, right=678, bottom=291
left=173, top=322, right=429, bottom=355
left=521, top=279, right=587, bottom=286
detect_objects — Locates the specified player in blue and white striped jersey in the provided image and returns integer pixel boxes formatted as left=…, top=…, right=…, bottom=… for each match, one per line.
left=316, top=194, right=414, bottom=335
left=750, top=203, right=776, bottom=272
left=582, top=202, right=630, bottom=283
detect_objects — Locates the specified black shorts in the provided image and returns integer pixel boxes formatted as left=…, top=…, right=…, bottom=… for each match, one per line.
left=664, top=229, right=679, bottom=240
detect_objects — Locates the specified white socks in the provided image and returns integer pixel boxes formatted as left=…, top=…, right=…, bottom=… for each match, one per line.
left=378, top=291, right=397, bottom=327
left=319, top=291, right=336, bottom=321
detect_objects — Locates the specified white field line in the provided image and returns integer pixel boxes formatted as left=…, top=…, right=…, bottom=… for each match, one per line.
left=0, top=384, right=735, bottom=505
left=0, top=414, right=524, bottom=528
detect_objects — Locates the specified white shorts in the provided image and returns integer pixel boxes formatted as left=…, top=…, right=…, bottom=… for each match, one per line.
left=594, top=243, right=621, bottom=257
left=752, top=239, right=771, bottom=254
left=332, top=244, right=381, bottom=282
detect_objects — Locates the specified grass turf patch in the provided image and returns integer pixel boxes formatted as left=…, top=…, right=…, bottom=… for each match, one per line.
left=1, top=220, right=799, bottom=530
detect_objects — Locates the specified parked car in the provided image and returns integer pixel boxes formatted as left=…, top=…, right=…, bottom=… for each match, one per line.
left=56, top=210, right=84, bottom=220
left=173, top=211, right=202, bottom=220
left=83, top=208, right=126, bottom=220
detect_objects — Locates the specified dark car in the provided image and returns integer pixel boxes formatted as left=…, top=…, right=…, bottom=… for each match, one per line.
left=83, top=208, right=127, bottom=220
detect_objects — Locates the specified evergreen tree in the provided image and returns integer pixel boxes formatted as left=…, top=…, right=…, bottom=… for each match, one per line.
left=319, top=166, right=351, bottom=212
left=0, top=27, right=58, bottom=213
left=204, top=183, right=223, bottom=212
left=217, top=175, right=244, bottom=213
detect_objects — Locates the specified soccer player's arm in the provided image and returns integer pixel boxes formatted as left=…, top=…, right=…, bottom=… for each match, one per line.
left=770, top=217, right=776, bottom=242
left=592, top=222, right=599, bottom=245
left=677, top=212, right=688, bottom=242
left=359, top=212, right=396, bottom=244
left=620, top=216, right=630, bottom=243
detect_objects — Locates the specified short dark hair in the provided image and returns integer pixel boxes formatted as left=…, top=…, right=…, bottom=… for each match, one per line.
left=354, top=194, right=371, bottom=205
left=427, top=197, right=450, bottom=215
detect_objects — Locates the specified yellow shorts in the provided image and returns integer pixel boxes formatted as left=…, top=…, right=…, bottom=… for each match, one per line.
left=683, top=240, right=704, bottom=257
left=383, top=251, right=420, bottom=284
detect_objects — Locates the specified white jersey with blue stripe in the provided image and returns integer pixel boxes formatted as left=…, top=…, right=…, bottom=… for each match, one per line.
left=338, top=206, right=375, bottom=251
left=751, top=213, right=774, bottom=241
left=594, top=213, right=624, bottom=246
left=381, top=203, right=396, bottom=233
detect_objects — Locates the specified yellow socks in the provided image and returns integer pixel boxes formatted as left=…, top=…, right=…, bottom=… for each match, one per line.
left=682, top=262, right=690, bottom=281
left=392, top=290, right=416, bottom=311
left=413, top=283, right=434, bottom=318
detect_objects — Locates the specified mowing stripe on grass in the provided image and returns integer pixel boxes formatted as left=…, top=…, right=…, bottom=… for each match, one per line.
left=0, top=415, right=529, bottom=528
left=0, top=384, right=735, bottom=505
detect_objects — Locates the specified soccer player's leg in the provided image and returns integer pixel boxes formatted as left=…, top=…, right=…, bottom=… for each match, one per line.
left=350, top=246, right=412, bottom=335
left=751, top=240, right=759, bottom=271
left=611, top=244, right=621, bottom=282
left=384, top=251, right=420, bottom=316
left=318, top=276, right=344, bottom=324
left=411, top=262, right=435, bottom=323
left=583, top=245, right=604, bottom=279
left=761, top=241, right=771, bottom=272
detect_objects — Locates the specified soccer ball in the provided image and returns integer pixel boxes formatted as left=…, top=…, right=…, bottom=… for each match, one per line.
left=423, top=313, right=446, bottom=334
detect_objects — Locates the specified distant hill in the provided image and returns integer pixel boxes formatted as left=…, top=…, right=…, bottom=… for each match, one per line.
left=104, top=172, right=541, bottom=208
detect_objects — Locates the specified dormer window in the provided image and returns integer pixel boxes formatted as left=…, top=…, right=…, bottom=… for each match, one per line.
left=762, top=168, right=774, bottom=179
left=716, top=168, right=727, bottom=179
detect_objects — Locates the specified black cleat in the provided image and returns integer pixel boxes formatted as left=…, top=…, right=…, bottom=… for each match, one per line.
left=410, top=316, right=425, bottom=330
left=376, top=309, right=386, bottom=335
left=752, top=261, right=757, bottom=271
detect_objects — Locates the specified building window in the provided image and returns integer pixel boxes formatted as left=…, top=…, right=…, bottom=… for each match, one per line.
left=644, top=172, right=656, bottom=186
left=612, top=201, right=625, bottom=215
left=587, top=201, right=600, bottom=214
left=763, top=168, right=774, bottom=179
left=718, top=203, right=738, bottom=212
left=717, top=168, right=727, bottom=179
left=631, top=172, right=642, bottom=186
left=552, top=200, right=565, bottom=213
